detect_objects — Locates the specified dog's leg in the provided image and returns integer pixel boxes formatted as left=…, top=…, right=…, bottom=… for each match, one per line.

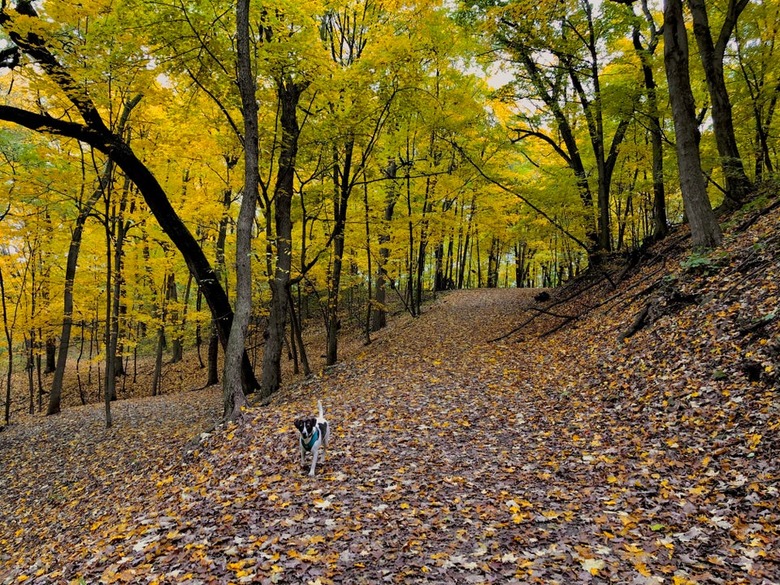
left=300, top=441, right=306, bottom=469
left=308, top=444, right=319, bottom=476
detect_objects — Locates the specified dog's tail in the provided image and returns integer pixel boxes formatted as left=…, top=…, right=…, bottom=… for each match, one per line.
left=317, top=400, right=324, bottom=419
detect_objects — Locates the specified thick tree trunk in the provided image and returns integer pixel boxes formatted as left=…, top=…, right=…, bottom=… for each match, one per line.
left=664, top=0, right=722, bottom=249
left=687, top=0, right=753, bottom=208
left=44, top=338, right=56, bottom=374
left=260, top=80, right=304, bottom=396
left=223, top=0, right=257, bottom=419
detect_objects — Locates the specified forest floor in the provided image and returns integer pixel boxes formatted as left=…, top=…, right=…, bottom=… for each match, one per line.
left=1, top=195, right=779, bottom=584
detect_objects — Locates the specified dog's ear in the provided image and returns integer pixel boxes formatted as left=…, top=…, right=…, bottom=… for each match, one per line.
left=293, top=419, right=304, bottom=432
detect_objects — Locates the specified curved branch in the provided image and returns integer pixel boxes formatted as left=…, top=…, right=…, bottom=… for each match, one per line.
left=510, top=127, right=573, bottom=166
left=0, top=4, right=108, bottom=132
left=0, top=104, right=259, bottom=390
left=447, top=138, right=590, bottom=252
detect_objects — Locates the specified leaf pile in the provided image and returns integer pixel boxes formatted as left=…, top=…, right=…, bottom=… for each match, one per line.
left=1, top=201, right=779, bottom=584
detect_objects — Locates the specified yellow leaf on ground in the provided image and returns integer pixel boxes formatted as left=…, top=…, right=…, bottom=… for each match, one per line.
left=581, top=558, right=605, bottom=575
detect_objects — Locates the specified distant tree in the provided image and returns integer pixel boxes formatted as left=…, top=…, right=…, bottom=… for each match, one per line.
left=628, top=0, right=668, bottom=240
left=470, top=0, right=637, bottom=253
left=734, top=0, right=780, bottom=182
left=47, top=96, right=141, bottom=416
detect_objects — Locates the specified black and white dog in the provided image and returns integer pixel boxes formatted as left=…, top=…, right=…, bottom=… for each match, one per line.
left=294, top=400, right=331, bottom=476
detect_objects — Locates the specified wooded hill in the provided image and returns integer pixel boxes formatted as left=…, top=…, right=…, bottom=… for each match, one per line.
left=0, top=181, right=778, bottom=583
left=1, top=0, right=778, bottom=581
left=1, top=0, right=778, bottom=423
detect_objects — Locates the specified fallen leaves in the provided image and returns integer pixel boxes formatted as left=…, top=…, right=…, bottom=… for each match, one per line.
left=2, top=206, right=780, bottom=583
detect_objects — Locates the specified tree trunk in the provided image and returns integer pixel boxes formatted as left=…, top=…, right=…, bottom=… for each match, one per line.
left=664, top=0, right=722, bottom=249
left=487, top=237, right=501, bottom=288
left=287, top=289, right=311, bottom=377
left=47, top=97, right=141, bottom=416
left=103, top=199, right=114, bottom=428
left=172, top=271, right=192, bottom=365
left=326, top=138, right=355, bottom=365
left=260, top=79, right=305, bottom=396
left=514, top=242, right=535, bottom=287
left=168, top=272, right=182, bottom=363
left=1, top=266, right=11, bottom=425
left=371, top=159, right=398, bottom=332
left=205, top=185, right=233, bottom=385
left=44, top=338, right=56, bottom=374
left=362, top=181, right=373, bottom=345
left=687, top=0, right=753, bottom=208
left=0, top=6, right=259, bottom=397
left=207, top=324, right=219, bottom=386
left=223, top=0, right=256, bottom=420
left=151, top=325, right=165, bottom=396
left=152, top=272, right=172, bottom=397
left=632, top=1, right=668, bottom=240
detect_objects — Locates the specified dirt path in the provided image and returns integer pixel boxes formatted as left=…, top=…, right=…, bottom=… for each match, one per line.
left=1, top=287, right=777, bottom=584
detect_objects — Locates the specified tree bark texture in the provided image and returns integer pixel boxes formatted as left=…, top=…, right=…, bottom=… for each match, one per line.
left=663, top=0, right=723, bottom=249
left=327, top=139, right=355, bottom=365
left=223, top=0, right=257, bottom=420
left=261, top=79, right=305, bottom=396
left=687, top=0, right=753, bottom=208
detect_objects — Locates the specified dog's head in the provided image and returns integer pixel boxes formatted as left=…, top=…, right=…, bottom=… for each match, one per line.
left=294, top=417, right=317, bottom=440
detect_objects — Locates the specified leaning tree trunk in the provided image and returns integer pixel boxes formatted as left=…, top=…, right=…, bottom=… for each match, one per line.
left=664, top=0, right=722, bottom=249
left=0, top=5, right=259, bottom=399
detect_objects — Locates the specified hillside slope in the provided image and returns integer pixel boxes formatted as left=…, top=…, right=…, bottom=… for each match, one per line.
left=1, top=196, right=778, bottom=584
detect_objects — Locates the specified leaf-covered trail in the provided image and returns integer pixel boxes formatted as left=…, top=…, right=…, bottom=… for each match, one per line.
left=2, top=279, right=778, bottom=584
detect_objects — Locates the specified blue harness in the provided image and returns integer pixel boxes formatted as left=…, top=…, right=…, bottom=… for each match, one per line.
left=302, top=427, right=320, bottom=452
